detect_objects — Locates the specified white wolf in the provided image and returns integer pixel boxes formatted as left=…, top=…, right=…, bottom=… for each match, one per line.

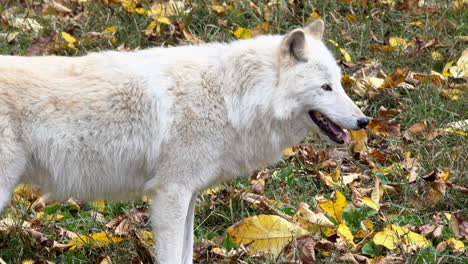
left=0, top=20, right=368, bottom=263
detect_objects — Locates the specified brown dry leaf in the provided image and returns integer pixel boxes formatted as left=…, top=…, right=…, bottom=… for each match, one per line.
left=0, top=218, right=31, bottom=232
left=283, top=235, right=317, bottom=264
left=397, top=0, right=421, bottom=10
left=418, top=224, right=436, bottom=237
left=401, top=155, right=421, bottom=182
left=240, top=193, right=292, bottom=221
left=374, top=255, right=405, bottom=264
left=382, top=67, right=410, bottom=88
left=106, top=207, right=149, bottom=236
left=98, top=255, right=113, bottom=264
left=367, top=119, right=400, bottom=138
left=26, top=32, right=57, bottom=56
left=370, top=44, right=397, bottom=52
left=407, top=120, right=428, bottom=135
left=182, top=29, right=204, bottom=44
left=251, top=178, right=265, bottom=194
left=338, top=253, right=370, bottom=264
left=43, top=0, right=72, bottom=16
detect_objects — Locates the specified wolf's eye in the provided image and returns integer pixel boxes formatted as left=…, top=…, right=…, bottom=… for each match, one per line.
left=321, top=84, right=332, bottom=91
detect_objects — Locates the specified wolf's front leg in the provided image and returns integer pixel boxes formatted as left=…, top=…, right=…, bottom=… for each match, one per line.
left=151, top=184, right=195, bottom=264
left=182, top=194, right=197, bottom=264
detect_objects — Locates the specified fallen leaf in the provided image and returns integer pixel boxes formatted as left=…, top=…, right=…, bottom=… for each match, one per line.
left=350, top=130, right=368, bottom=152
left=338, top=253, right=370, bottom=264
left=317, top=191, right=347, bottom=223
left=233, top=28, right=252, bottom=39
left=68, top=232, right=126, bottom=250
left=388, top=37, right=408, bottom=50
left=92, top=200, right=106, bottom=212
left=373, top=224, right=431, bottom=251
left=293, top=202, right=335, bottom=232
left=226, top=214, right=308, bottom=258
left=337, top=221, right=356, bottom=247
left=361, top=197, right=379, bottom=211
left=446, top=237, right=464, bottom=252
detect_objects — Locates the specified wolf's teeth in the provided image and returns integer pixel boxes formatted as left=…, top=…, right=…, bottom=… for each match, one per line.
left=336, top=133, right=342, bottom=139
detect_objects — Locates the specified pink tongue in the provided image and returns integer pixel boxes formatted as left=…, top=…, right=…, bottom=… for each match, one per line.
left=328, top=120, right=350, bottom=143
left=328, top=121, right=343, bottom=134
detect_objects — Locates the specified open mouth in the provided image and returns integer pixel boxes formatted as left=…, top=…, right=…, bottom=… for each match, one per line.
left=309, top=111, right=350, bottom=144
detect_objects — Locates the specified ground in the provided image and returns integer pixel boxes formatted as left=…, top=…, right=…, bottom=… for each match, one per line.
left=0, top=0, right=467, bottom=263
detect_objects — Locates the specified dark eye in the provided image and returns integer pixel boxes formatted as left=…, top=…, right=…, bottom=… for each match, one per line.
left=321, top=84, right=332, bottom=91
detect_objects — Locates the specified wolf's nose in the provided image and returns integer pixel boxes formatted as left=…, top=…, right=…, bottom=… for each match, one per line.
left=357, top=117, right=369, bottom=129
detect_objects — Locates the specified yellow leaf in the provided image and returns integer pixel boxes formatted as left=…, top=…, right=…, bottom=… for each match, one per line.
left=445, top=120, right=468, bottom=134
left=226, top=215, right=308, bottom=258
left=338, top=221, right=355, bottom=246
left=328, top=39, right=339, bottom=47
left=233, top=28, right=252, bottom=39
left=145, top=20, right=158, bottom=36
left=22, top=260, right=34, bottom=264
left=68, top=232, right=126, bottom=250
left=14, top=184, right=39, bottom=200
left=207, top=5, right=226, bottom=15
left=327, top=40, right=351, bottom=62
left=431, top=51, right=443, bottom=61
left=319, top=171, right=338, bottom=188
left=442, top=60, right=456, bottom=77
left=371, top=178, right=382, bottom=204
left=350, top=129, right=367, bottom=152
left=121, top=0, right=137, bottom=12
left=449, top=48, right=468, bottom=78
left=318, top=191, right=346, bottom=223
left=388, top=37, right=407, bottom=49
left=61, top=32, right=77, bottom=50
left=99, top=255, right=112, bottom=264
left=373, top=225, right=431, bottom=251
left=156, top=16, right=171, bottom=25
left=103, top=26, right=118, bottom=36
left=66, top=198, right=81, bottom=210
left=137, top=229, right=154, bottom=245
left=10, top=18, right=43, bottom=34
left=293, top=202, right=335, bottom=232
left=354, top=219, right=374, bottom=239
left=92, top=200, right=106, bottom=212
left=345, top=13, right=358, bottom=23
left=446, top=238, right=465, bottom=252
left=340, top=48, right=352, bottom=62
left=309, top=8, right=321, bottom=21
left=361, top=197, right=379, bottom=211
left=283, top=147, right=294, bottom=156
left=408, top=21, right=423, bottom=26
left=36, top=211, right=65, bottom=221
left=134, top=8, right=147, bottom=15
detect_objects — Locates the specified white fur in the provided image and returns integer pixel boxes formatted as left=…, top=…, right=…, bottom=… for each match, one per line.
left=0, top=22, right=366, bottom=263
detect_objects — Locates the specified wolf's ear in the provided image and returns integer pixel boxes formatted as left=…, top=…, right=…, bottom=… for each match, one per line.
left=305, top=19, right=324, bottom=40
left=280, top=29, right=307, bottom=64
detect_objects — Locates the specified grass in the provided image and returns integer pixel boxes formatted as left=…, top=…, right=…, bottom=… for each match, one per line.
left=0, top=0, right=467, bottom=263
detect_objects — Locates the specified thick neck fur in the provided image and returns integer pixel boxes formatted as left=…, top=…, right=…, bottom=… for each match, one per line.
left=216, top=36, right=310, bottom=176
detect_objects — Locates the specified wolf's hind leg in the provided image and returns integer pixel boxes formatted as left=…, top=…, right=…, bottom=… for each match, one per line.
left=0, top=123, right=27, bottom=213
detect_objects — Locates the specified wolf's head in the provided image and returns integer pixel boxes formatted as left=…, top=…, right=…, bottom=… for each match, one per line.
left=274, top=20, right=368, bottom=144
